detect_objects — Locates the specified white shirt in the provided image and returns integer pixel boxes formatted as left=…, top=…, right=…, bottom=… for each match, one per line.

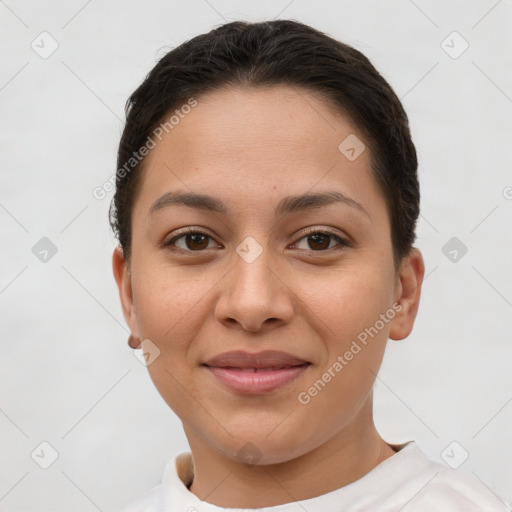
left=120, top=441, right=509, bottom=511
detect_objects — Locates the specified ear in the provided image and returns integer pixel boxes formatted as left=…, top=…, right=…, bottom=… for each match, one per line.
left=112, top=246, right=141, bottom=346
left=389, top=247, right=425, bottom=341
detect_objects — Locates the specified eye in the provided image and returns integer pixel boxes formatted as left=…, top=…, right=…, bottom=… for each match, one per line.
left=292, top=230, right=350, bottom=251
left=162, top=229, right=220, bottom=252
left=162, top=228, right=350, bottom=253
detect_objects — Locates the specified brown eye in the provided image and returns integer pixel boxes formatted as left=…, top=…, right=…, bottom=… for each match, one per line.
left=183, top=233, right=210, bottom=250
left=307, top=233, right=330, bottom=250
left=293, top=231, right=349, bottom=251
left=163, top=230, right=217, bottom=251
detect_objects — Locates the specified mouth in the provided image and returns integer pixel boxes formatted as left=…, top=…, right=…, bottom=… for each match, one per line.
left=211, top=365, right=309, bottom=372
left=202, top=350, right=311, bottom=394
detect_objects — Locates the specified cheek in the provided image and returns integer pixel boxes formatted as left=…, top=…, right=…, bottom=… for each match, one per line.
left=293, top=264, right=393, bottom=403
left=293, top=272, right=391, bottom=432
left=296, top=263, right=394, bottom=345
left=131, top=266, right=211, bottom=412
left=132, top=262, right=212, bottom=344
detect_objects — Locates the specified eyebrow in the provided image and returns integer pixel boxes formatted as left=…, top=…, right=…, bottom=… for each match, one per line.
left=149, top=190, right=370, bottom=219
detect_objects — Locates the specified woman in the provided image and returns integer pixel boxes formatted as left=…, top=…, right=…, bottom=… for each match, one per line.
left=112, top=19, right=506, bottom=511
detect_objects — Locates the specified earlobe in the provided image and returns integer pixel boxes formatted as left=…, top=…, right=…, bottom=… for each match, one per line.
left=128, top=334, right=142, bottom=349
left=389, top=248, right=425, bottom=341
left=112, top=246, right=140, bottom=339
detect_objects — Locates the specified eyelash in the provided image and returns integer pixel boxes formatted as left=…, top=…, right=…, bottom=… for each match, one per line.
left=162, top=227, right=351, bottom=254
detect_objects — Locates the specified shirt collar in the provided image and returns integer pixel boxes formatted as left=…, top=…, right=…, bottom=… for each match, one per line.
left=160, top=441, right=423, bottom=511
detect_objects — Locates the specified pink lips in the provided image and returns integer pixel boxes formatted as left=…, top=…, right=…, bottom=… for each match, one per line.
left=203, top=350, right=311, bottom=394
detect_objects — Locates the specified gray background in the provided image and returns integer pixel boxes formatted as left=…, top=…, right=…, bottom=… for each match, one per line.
left=1, top=0, right=511, bottom=510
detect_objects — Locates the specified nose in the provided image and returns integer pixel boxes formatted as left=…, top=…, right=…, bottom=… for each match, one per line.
left=214, top=244, right=294, bottom=333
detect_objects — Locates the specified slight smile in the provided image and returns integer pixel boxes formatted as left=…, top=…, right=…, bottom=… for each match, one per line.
left=202, top=350, right=312, bottom=394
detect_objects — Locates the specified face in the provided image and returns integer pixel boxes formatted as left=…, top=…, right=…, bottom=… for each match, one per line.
left=113, top=85, right=424, bottom=465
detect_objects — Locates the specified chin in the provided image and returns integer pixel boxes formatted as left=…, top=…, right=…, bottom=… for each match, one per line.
left=216, top=432, right=313, bottom=467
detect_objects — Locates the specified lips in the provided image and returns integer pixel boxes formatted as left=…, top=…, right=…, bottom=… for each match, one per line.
left=203, top=350, right=311, bottom=394
left=203, top=350, right=309, bottom=370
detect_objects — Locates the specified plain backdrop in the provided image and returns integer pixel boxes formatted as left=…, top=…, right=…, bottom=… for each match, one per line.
left=1, top=0, right=511, bottom=510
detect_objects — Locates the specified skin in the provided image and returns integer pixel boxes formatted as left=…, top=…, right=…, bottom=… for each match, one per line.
left=113, top=85, right=425, bottom=508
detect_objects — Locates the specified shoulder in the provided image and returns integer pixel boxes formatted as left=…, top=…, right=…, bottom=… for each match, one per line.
left=403, top=470, right=509, bottom=511
left=387, top=442, right=509, bottom=511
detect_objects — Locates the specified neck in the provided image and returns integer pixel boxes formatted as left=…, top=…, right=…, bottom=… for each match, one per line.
left=185, top=399, right=396, bottom=508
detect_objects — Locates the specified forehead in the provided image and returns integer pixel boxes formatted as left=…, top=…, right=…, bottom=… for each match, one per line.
left=134, top=85, right=386, bottom=221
